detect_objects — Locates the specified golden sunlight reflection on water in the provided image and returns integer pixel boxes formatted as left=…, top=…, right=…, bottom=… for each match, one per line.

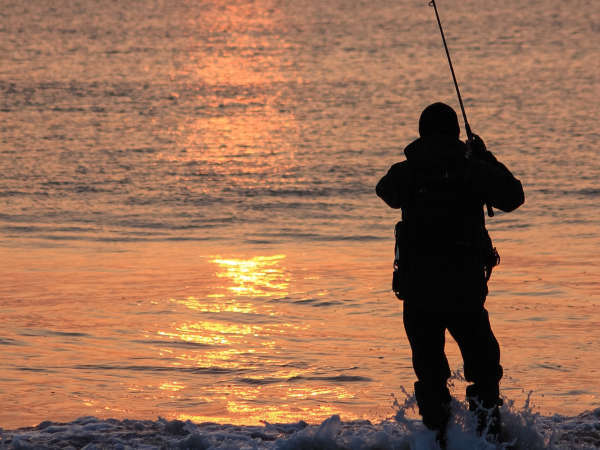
left=147, top=253, right=370, bottom=425
left=178, top=405, right=342, bottom=428
left=176, top=384, right=354, bottom=426
left=212, top=255, right=290, bottom=298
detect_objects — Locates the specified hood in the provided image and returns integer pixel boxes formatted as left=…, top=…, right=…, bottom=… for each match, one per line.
left=404, top=135, right=467, bottom=168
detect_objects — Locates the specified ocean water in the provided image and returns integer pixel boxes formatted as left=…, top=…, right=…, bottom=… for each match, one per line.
left=1, top=0, right=599, bottom=446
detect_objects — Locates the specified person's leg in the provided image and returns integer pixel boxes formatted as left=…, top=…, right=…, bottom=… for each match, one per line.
left=447, top=308, right=503, bottom=437
left=403, top=302, right=452, bottom=439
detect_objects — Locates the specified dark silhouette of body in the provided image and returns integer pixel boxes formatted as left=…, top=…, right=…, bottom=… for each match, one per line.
left=376, top=103, right=524, bottom=445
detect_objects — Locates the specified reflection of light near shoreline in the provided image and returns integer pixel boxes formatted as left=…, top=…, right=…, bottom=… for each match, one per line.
left=179, top=321, right=262, bottom=336
left=212, top=255, right=289, bottom=298
left=173, top=297, right=257, bottom=314
left=178, top=404, right=346, bottom=427
left=159, top=382, right=185, bottom=392
left=157, top=330, right=230, bottom=345
left=286, top=386, right=354, bottom=400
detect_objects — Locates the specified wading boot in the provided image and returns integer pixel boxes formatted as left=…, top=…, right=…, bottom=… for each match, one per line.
left=414, top=381, right=451, bottom=449
left=466, top=383, right=502, bottom=442
left=435, top=425, right=448, bottom=450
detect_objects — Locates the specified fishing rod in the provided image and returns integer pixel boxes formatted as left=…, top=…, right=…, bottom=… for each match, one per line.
left=428, top=0, right=494, bottom=217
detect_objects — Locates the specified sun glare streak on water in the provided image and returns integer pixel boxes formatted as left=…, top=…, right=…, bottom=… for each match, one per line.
left=212, top=255, right=290, bottom=298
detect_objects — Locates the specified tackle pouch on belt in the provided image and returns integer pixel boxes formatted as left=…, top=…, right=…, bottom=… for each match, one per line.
left=392, top=220, right=409, bottom=300
left=481, top=227, right=500, bottom=281
left=392, top=221, right=499, bottom=301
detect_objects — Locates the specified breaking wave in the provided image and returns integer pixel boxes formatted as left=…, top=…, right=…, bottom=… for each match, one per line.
left=2, top=393, right=599, bottom=449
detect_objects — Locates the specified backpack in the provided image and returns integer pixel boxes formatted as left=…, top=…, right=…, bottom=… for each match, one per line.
left=391, top=162, right=499, bottom=302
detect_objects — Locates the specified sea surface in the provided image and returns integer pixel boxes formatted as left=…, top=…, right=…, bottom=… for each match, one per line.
left=1, top=0, right=599, bottom=446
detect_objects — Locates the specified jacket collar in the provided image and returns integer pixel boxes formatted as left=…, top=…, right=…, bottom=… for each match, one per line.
left=404, top=135, right=467, bottom=167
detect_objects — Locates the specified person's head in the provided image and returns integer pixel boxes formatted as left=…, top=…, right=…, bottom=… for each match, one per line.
left=418, top=102, right=460, bottom=139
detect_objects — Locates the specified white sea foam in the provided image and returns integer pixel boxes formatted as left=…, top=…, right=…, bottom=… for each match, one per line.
left=2, top=396, right=599, bottom=449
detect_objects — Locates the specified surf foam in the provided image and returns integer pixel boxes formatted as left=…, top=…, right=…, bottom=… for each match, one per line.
left=2, top=394, right=599, bottom=449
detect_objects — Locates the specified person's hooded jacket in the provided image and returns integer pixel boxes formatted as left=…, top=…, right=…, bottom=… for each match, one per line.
left=376, top=133, right=524, bottom=311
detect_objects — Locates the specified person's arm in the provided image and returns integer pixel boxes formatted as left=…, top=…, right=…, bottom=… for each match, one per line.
left=469, top=136, right=524, bottom=212
left=376, top=161, right=410, bottom=209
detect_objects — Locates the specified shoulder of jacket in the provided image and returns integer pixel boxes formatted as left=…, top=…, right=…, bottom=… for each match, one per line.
left=389, top=160, right=410, bottom=173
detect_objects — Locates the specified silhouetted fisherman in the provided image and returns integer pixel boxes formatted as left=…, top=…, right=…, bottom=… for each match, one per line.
left=376, top=102, right=524, bottom=446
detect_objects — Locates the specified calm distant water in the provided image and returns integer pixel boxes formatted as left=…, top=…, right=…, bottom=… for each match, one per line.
left=0, top=0, right=599, bottom=430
